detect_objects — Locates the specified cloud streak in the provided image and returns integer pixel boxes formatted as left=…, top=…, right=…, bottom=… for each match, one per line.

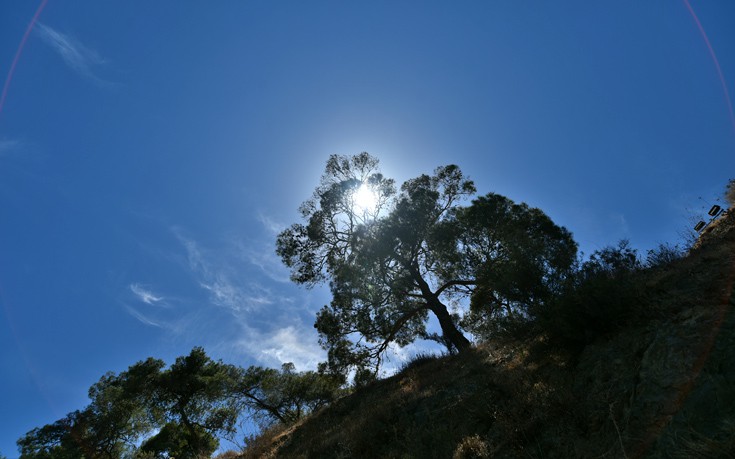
left=124, top=304, right=162, bottom=328
left=0, top=139, right=21, bottom=157
left=174, top=228, right=292, bottom=314
left=130, top=283, right=164, bottom=305
left=167, top=227, right=330, bottom=369
left=35, top=23, right=110, bottom=85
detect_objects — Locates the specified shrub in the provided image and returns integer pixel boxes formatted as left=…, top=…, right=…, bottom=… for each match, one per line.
left=453, top=435, right=490, bottom=459
left=725, top=179, right=735, bottom=207
left=538, top=241, right=644, bottom=347
left=645, top=243, right=684, bottom=269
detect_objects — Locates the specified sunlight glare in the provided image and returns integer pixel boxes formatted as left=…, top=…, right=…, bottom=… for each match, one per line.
left=353, top=183, right=379, bottom=215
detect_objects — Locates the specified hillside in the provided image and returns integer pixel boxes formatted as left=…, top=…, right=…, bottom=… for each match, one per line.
left=243, top=210, right=735, bottom=458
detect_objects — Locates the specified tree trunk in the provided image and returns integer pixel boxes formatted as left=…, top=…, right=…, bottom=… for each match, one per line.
left=429, top=298, right=472, bottom=352
left=410, top=267, right=472, bottom=353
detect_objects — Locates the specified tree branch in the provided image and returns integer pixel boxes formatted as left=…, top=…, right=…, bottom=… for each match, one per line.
left=435, top=279, right=476, bottom=297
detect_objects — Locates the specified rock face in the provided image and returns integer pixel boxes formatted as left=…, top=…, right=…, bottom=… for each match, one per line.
left=245, top=209, right=735, bottom=459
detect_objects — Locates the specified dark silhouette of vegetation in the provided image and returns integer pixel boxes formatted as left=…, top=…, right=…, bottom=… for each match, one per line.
left=538, top=240, right=646, bottom=346
left=726, top=178, right=735, bottom=206
left=236, top=363, right=344, bottom=427
left=17, top=349, right=341, bottom=458
left=277, top=153, right=576, bottom=377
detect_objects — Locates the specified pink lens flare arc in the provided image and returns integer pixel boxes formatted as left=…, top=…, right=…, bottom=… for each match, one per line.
left=0, top=0, right=49, bottom=118
left=683, top=0, right=735, bottom=136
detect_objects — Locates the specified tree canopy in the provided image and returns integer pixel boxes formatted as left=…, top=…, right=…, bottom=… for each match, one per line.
left=277, top=153, right=578, bottom=376
left=17, top=348, right=340, bottom=459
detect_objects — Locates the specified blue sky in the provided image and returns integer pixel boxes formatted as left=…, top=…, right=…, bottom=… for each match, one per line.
left=1, top=1, right=734, bottom=455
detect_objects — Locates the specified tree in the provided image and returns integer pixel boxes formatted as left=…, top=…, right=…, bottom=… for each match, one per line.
left=18, top=411, right=89, bottom=459
left=447, top=193, right=578, bottom=337
left=144, top=347, right=241, bottom=459
left=17, top=349, right=242, bottom=459
left=18, top=359, right=165, bottom=459
left=277, top=153, right=577, bottom=376
left=236, top=363, right=344, bottom=427
left=83, top=358, right=165, bottom=458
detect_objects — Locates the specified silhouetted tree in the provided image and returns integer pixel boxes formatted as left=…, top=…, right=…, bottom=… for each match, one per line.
left=236, top=363, right=343, bottom=427
left=277, top=153, right=577, bottom=376
left=144, top=347, right=240, bottom=459
left=18, top=358, right=165, bottom=459
left=17, top=348, right=347, bottom=458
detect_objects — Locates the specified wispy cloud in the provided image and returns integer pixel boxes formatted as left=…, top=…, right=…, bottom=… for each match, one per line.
left=0, top=139, right=21, bottom=156
left=257, top=213, right=286, bottom=236
left=35, top=23, right=111, bottom=85
left=226, top=213, right=292, bottom=284
left=124, top=304, right=162, bottom=328
left=130, top=283, right=164, bottom=305
left=174, top=228, right=291, bottom=313
left=234, top=240, right=291, bottom=284
left=167, top=227, right=328, bottom=368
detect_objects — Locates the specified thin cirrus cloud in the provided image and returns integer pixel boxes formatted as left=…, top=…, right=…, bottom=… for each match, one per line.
left=0, top=139, right=21, bottom=157
left=124, top=304, right=162, bottom=328
left=173, top=227, right=290, bottom=314
left=129, top=283, right=164, bottom=305
left=170, top=227, right=328, bottom=368
left=35, top=23, right=111, bottom=85
left=124, top=283, right=168, bottom=328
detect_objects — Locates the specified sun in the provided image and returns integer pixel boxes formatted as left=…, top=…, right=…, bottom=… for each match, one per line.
left=352, top=183, right=379, bottom=216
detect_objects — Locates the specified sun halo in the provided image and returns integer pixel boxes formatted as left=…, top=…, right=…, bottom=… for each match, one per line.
left=352, top=183, right=379, bottom=216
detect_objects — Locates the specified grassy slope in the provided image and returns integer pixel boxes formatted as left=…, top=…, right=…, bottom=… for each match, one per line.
left=243, top=211, right=735, bottom=459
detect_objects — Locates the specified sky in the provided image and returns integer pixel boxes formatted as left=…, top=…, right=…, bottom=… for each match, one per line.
left=1, top=0, right=734, bottom=455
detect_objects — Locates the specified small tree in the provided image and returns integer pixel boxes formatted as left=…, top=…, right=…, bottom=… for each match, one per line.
left=18, top=359, right=165, bottom=459
left=236, top=363, right=343, bottom=427
left=278, top=153, right=577, bottom=376
left=144, top=348, right=241, bottom=459
left=18, top=411, right=89, bottom=459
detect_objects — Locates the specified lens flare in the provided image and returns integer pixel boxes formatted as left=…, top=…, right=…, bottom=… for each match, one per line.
left=0, top=0, right=49, bottom=117
left=683, top=0, right=735, bottom=135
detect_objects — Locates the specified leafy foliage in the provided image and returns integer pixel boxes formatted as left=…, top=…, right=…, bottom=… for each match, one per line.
left=726, top=178, right=735, bottom=207
left=278, top=153, right=577, bottom=377
left=143, top=348, right=241, bottom=458
left=236, top=363, right=344, bottom=427
left=17, top=348, right=341, bottom=458
left=450, top=193, right=578, bottom=338
left=539, top=240, right=645, bottom=345
left=645, top=242, right=684, bottom=269
left=19, top=357, right=166, bottom=459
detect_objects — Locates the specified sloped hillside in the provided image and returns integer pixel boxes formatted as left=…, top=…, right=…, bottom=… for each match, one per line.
left=244, top=210, right=735, bottom=459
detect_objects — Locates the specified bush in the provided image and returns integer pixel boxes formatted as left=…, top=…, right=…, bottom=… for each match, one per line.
left=453, top=435, right=490, bottom=459
left=645, top=243, right=684, bottom=269
left=461, top=308, right=534, bottom=343
left=725, top=179, right=735, bottom=207
left=538, top=241, right=644, bottom=347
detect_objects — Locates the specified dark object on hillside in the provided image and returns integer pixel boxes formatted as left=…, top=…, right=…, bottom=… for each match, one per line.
left=708, top=205, right=722, bottom=216
left=694, top=221, right=707, bottom=232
